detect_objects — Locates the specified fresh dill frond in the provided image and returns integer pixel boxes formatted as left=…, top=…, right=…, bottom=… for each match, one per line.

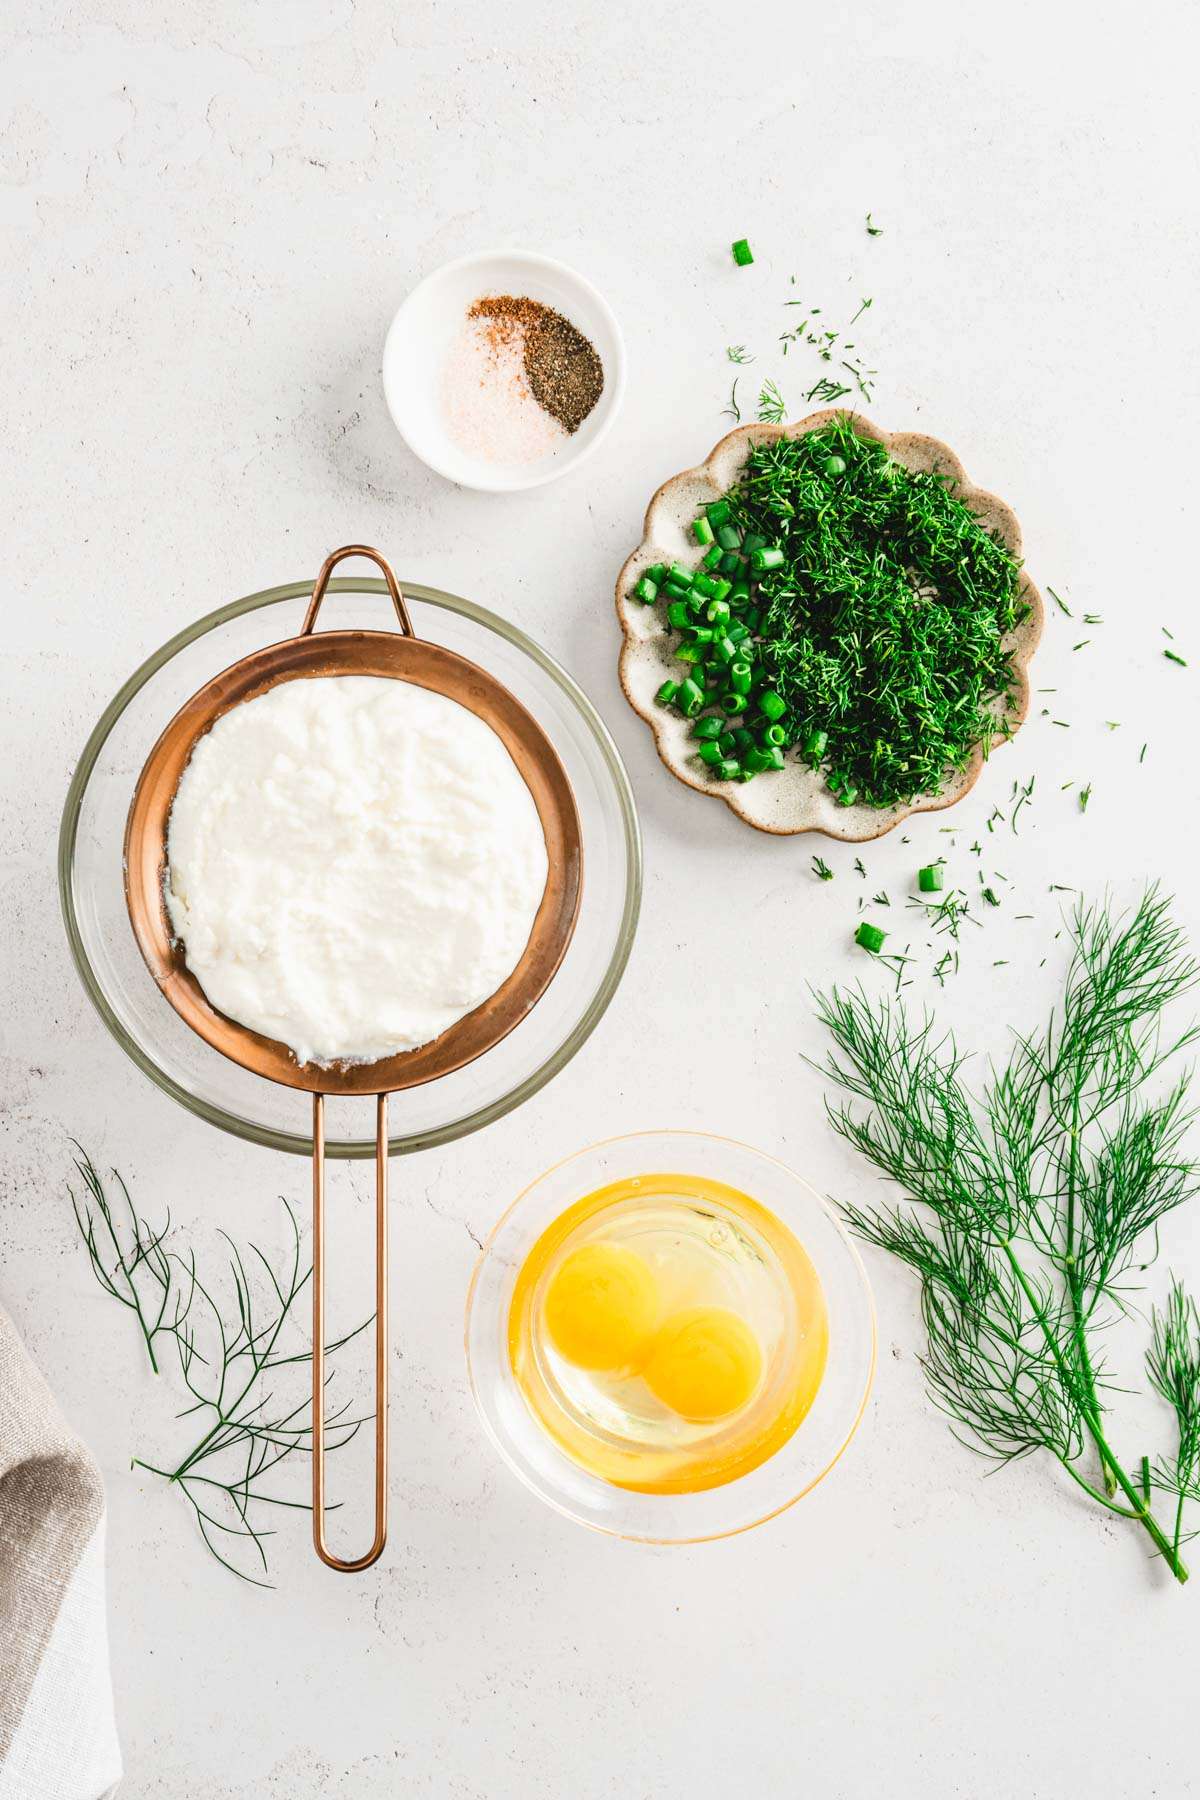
left=804, top=376, right=853, bottom=405
left=813, top=888, right=1200, bottom=1584
left=1079, top=783, right=1092, bottom=812
left=726, top=344, right=754, bottom=364
left=812, top=854, right=834, bottom=881
left=1047, top=586, right=1072, bottom=617
left=69, top=1153, right=369, bottom=1586
left=756, top=378, right=787, bottom=425
left=722, top=378, right=742, bottom=423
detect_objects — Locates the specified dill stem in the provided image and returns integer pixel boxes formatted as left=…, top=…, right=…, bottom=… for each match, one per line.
left=1063, top=1089, right=1117, bottom=1496
left=1003, top=1243, right=1189, bottom=1583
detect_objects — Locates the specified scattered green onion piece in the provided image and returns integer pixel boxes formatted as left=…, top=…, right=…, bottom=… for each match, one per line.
left=716, top=523, right=741, bottom=552
left=722, top=690, right=749, bottom=714
left=836, top=784, right=859, bottom=807
left=709, top=578, right=733, bottom=603
left=764, top=723, right=788, bottom=747
left=718, top=731, right=736, bottom=755
left=759, top=689, right=786, bottom=721
left=677, top=677, right=704, bottom=716
left=686, top=625, right=714, bottom=644
left=675, top=642, right=706, bottom=665
left=655, top=680, right=679, bottom=706
left=729, top=658, right=752, bottom=694
left=692, top=572, right=717, bottom=598
left=668, top=562, right=694, bottom=588
left=692, top=716, right=724, bottom=741
left=697, top=740, right=725, bottom=767
left=719, top=549, right=742, bottom=575
left=742, top=747, right=773, bottom=774
left=633, top=576, right=659, bottom=604
left=705, top=498, right=733, bottom=527
left=804, top=728, right=829, bottom=762
left=706, top=599, right=731, bottom=627
left=715, top=757, right=741, bottom=780
left=731, top=727, right=754, bottom=753
left=693, top=517, right=715, bottom=546
left=750, top=545, right=785, bottom=572
left=645, top=563, right=666, bottom=584
left=731, top=239, right=754, bottom=267
left=742, top=532, right=767, bottom=557
left=702, top=543, right=723, bottom=570
left=662, top=580, right=689, bottom=603
left=666, top=600, right=691, bottom=630
left=823, top=455, right=848, bottom=477
left=855, top=921, right=887, bottom=954
left=764, top=746, right=786, bottom=770
left=710, top=635, right=736, bottom=665
left=726, top=622, right=750, bottom=645
left=918, top=865, right=944, bottom=893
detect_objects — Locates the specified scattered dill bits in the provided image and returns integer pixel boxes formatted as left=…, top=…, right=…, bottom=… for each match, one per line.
left=981, top=886, right=1000, bottom=907
left=1083, top=613, right=1103, bottom=625
left=1105, top=721, right=1121, bottom=730
left=865, top=213, right=884, bottom=236
left=812, top=854, right=834, bottom=881
left=872, top=891, right=891, bottom=907
left=1072, top=640, right=1091, bottom=652
left=932, top=949, right=958, bottom=986
left=1047, top=586, right=1072, bottom=617
left=756, top=379, right=787, bottom=424
left=854, top=857, right=867, bottom=879
left=1079, top=783, right=1092, bottom=812
left=850, top=297, right=873, bottom=326
left=726, top=345, right=754, bottom=364
left=1165, top=649, right=1188, bottom=668
left=1010, top=776, right=1035, bottom=833
left=805, top=376, right=853, bottom=405
left=722, top=378, right=742, bottom=423
left=1140, top=743, right=1148, bottom=763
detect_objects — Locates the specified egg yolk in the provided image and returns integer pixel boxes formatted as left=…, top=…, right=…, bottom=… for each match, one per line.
left=643, top=1306, right=763, bottom=1421
left=543, top=1242, right=660, bottom=1372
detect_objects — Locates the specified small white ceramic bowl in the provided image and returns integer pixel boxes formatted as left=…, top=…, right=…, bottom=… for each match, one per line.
left=382, top=250, right=626, bottom=493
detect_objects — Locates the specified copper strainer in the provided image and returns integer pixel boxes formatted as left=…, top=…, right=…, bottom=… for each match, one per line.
left=124, top=545, right=583, bottom=1571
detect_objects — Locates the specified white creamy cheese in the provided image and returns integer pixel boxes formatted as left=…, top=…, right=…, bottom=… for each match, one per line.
left=164, top=675, right=550, bottom=1066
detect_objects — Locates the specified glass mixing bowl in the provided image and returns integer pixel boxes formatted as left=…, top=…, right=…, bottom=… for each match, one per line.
left=58, top=579, right=641, bottom=1158
left=465, top=1131, right=875, bottom=1542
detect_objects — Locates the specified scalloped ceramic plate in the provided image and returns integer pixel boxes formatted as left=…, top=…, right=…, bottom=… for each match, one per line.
left=615, top=410, right=1044, bottom=840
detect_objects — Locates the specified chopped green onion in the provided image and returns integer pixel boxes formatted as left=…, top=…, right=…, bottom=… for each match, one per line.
left=674, top=642, right=706, bottom=665
left=677, top=677, right=704, bottom=716
left=645, top=563, right=666, bottom=584
left=693, top=517, right=715, bottom=546
left=692, top=716, right=724, bottom=741
left=633, top=576, right=659, bottom=604
left=823, top=455, right=848, bottom=477
left=804, top=728, right=829, bottom=763
left=666, top=600, right=692, bottom=631
left=697, top=740, right=725, bottom=767
left=718, top=549, right=741, bottom=575
left=655, top=680, right=679, bottom=706
left=715, top=757, right=741, bottom=780
left=702, top=543, right=723, bottom=570
left=855, top=921, right=887, bottom=954
left=729, top=659, right=753, bottom=694
left=764, top=723, right=788, bottom=747
left=731, top=239, right=754, bottom=267
left=742, top=747, right=773, bottom=774
left=668, top=562, right=694, bottom=588
left=716, top=523, right=741, bottom=551
left=759, top=689, right=786, bottom=721
left=709, top=578, right=733, bottom=603
left=692, top=571, right=717, bottom=598
left=718, top=731, right=736, bottom=755
left=722, top=690, right=749, bottom=714
left=750, top=545, right=785, bottom=572
left=706, top=498, right=733, bottom=526
left=731, top=727, right=754, bottom=753
left=706, top=599, right=731, bottom=627
left=917, top=865, right=944, bottom=893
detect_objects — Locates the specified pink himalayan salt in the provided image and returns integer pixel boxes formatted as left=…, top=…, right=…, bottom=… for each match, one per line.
left=441, top=316, right=567, bottom=466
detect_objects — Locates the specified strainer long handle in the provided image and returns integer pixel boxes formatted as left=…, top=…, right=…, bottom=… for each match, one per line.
left=311, top=1091, right=389, bottom=1571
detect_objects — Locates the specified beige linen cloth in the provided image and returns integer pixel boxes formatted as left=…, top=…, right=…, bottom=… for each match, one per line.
left=0, top=1302, right=121, bottom=1799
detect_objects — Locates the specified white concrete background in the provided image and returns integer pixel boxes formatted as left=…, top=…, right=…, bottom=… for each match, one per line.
left=4, top=1, right=1200, bottom=1794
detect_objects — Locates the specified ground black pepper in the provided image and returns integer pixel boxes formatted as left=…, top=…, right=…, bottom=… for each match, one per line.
left=468, top=294, right=604, bottom=434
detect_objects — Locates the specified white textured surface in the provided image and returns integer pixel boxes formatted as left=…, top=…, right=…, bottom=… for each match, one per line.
left=4, top=2, right=1200, bottom=1796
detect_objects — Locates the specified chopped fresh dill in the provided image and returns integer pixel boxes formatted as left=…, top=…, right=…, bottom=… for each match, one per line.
left=1083, top=613, right=1103, bottom=625
left=1047, top=586, right=1072, bottom=617
left=716, top=422, right=1025, bottom=809
left=1140, top=743, right=1148, bottom=763
left=872, top=891, right=891, bottom=907
left=981, top=886, right=1000, bottom=906
left=812, top=854, right=834, bottom=881
left=865, top=213, right=884, bottom=236
left=1010, top=776, right=1036, bottom=833
left=850, top=297, right=873, bottom=326
left=1079, top=783, right=1092, bottom=812
left=1073, top=640, right=1091, bottom=652
left=726, top=345, right=754, bottom=364
left=854, top=857, right=867, bottom=879
left=722, top=378, right=742, bottom=423
left=1165, top=649, right=1188, bottom=668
